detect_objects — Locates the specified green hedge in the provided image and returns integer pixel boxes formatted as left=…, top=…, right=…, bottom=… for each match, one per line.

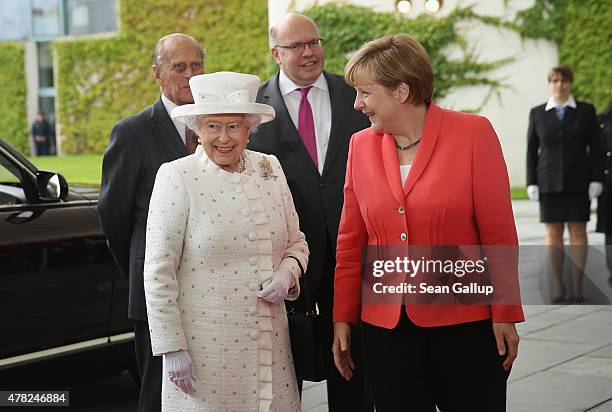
left=511, top=0, right=569, bottom=44
left=559, top=1, right=611, bottom=112
left=55, top=0, right=269, bottom=154
left=0, top=43, right=28, bottom=152
left=304, top=4, right=509, bottom=105
left=510, top=0, right=610, bottom=112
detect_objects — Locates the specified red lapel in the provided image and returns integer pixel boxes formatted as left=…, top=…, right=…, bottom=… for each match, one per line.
left=404, top=103, right=443, bottom=197
left=382, top=133, right=403, bottom=205
left=381, top=103, right=444, bottom=202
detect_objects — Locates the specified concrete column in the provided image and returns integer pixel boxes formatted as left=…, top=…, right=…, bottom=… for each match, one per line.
left=24, top=40, right=38, bottom=156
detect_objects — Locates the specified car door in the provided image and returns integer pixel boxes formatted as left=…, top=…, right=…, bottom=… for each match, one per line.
left=0, top=149, right=113, bottom=362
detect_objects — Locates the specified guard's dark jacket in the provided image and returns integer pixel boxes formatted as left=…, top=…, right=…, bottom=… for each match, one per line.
left=526, top=101, right=602, bottom=193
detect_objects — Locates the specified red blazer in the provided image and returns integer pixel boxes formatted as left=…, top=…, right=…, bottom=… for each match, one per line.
left=333, top=103, right=525, bottom=328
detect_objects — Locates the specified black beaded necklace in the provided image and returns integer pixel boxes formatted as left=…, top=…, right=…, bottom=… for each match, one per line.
left=395, top=138, right=421, bottom=151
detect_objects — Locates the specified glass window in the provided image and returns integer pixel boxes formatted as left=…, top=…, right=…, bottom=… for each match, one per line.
left=32, top=0, right=60, bottom=37
left=0, top=0, right=29, bottom=40
left=66, top=0, right=117, bottom=35
left=38, top=43, right=54, bottom=88
left=0, top=157, right=25, bottom=205
left=38, top=97, right=56, bottom=126
left=0, top=158, right=20, bottom=184
left=38, top=97, right=57, bottom=155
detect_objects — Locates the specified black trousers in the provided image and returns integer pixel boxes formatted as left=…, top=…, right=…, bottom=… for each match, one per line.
left=297, top=235, right=374, bottom=412
left=605, top=234, right=612, bottom=274
left=296, top=324, right=372, bottom=412
left=362, top=310, right=510, bottom=412
left=133, top=320, right=162, bottom=412
left=320, top=317, right=373, bottom=412
left=34, top=140, right=48, bottom=156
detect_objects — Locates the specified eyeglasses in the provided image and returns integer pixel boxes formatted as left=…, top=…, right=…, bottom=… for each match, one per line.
left=274, top=39, right=324, bottom=52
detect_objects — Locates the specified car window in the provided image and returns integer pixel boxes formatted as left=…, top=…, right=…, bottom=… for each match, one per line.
left=0, top=156, right=26, bottom=205
left=0, top=162, right=19, bottom=183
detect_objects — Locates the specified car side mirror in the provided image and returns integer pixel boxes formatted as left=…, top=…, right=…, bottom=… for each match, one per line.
left=36, top=171, right=68, bottom=201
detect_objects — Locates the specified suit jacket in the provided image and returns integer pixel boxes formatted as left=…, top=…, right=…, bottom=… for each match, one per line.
left=333, top=103, right=525, bottom=328
left=526, top=101, right=602, bottom=193
left=596, top=107, right=612, bottom=233
left=248, top=71, right=370, bottom=308
left=98, top=97, right=188, bottom=321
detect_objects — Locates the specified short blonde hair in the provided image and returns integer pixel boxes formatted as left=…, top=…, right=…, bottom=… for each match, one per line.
left=345, top=34, right=433, bottom=105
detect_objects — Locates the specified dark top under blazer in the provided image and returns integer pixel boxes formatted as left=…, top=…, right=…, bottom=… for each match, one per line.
left=526, top=101, right=602, bottom=193
left=247, top=71, right=370, bottom=300
left=98, top=98, right=188, bottom=321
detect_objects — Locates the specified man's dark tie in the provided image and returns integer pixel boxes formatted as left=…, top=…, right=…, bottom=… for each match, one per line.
left=186, top=127, right=199, bottom=154
left=555, top=106, right=567, bottom=122
left=297, top=87, right=318, bottom=167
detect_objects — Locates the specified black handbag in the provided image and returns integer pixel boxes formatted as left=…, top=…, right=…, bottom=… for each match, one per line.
left=285, top=256, right=327, bottom=382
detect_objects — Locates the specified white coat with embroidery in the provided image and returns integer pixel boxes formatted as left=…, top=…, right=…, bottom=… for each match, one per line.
left=144, top=147, right=308, bottom=412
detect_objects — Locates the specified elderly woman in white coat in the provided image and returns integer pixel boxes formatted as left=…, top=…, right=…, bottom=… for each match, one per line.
left=144, top=72, right=308, bottom=411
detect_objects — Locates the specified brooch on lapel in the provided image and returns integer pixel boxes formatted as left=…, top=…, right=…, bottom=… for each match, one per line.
left=258, top=156, right=278, bottom=181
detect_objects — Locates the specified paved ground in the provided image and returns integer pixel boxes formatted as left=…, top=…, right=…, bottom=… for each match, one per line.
left=60, top=200, right=612, bottom=411
left=302, top=200, right=612, bottom=412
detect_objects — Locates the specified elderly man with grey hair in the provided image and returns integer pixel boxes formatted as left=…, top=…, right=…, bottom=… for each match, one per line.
left=98, top=33, right=205, bottom=412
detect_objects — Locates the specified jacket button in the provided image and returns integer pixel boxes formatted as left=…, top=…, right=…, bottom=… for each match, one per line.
left=249, top=331, right=259, bottom=340
left=607, top=152, right=611, bottom=157
left=248, top=233, right=257, bottom=241
left=605, top=170, right=609, bottom=175
left=249, top=307, right=257, bottom=315
left=400, top=232, right=407, bottom=241
left=249, top=257, right=258, bottom=266
left=398, top=206, right=405, bottom=214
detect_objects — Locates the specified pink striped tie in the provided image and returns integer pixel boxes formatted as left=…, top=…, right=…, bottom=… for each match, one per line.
left=298, top=87, right=318, bottom=167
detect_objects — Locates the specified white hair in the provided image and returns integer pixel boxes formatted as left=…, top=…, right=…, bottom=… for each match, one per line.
left=181, top=113, right=261, bottom=136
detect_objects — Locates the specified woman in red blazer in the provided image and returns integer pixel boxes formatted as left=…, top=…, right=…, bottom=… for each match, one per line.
left=332, top=34, right=524, bottom=412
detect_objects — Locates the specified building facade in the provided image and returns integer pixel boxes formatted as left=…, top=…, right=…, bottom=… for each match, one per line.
left=0, top=0, right=119, bottom=155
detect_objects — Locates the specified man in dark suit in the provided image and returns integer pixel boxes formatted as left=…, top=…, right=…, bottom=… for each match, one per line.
left=248, top=13, right=372, bottom=412
left=98, top=33, right=204, bottom=412
left=31, top=112, right=52, bottom=156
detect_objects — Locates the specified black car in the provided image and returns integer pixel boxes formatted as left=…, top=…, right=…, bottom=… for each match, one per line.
left=0, top=138, right=135, bottom=387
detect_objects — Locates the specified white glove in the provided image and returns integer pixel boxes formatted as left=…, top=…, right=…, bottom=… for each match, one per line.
left=164, top=350, right=196, bottom=395
left=589, top=181, right=603, bottom=200
left=256, top=268, right=295, bottom=304
left=527, top=185, right=539, bottom=202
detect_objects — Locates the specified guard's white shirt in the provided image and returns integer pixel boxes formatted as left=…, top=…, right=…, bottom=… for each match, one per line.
left=545, top=94, right=577, bottom=111
left=279, top=71, right=332, bottom=174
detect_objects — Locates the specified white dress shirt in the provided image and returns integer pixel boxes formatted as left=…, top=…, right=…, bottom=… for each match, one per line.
left=278, top=71, right=332, bottom=174
left=545, top=94, right=577, bottom=111
left=161, top=93, right=186, bottom=144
